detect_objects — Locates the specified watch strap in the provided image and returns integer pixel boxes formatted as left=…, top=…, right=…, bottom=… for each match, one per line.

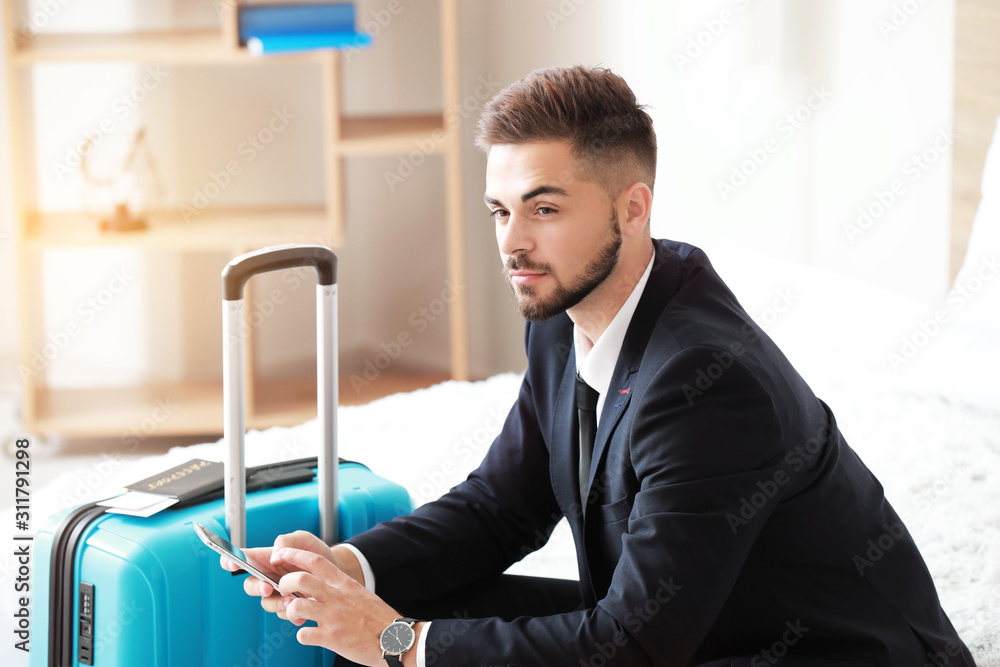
left=383, top=656, right=403, bottom=667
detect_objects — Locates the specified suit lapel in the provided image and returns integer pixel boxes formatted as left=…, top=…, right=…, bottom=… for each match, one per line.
left=551, top=355, right=580, bottom=515
left=586, top=364, right=637, bottom=496
left=550, top=349, right=595, bottom=592
left=583, top=240, right=682, bottom=501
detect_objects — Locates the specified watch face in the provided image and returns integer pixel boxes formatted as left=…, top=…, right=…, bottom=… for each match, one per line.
left=380, top=621, right=415, bottom=654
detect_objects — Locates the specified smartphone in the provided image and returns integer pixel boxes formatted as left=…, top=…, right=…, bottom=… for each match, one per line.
left=193, top=522, right=300, bottom=598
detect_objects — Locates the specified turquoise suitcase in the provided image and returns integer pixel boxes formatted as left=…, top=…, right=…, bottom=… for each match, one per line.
left=30, top=245, right=413, bottom=666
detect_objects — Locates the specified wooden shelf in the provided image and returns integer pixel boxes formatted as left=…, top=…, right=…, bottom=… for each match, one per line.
left=10, top=30, right=326, bottom=65
left=29, top=374, right=451, bottom=439
left=339, top=114, right=450, bottom=155
left=33, top=382, right=224, bottom=438
left=22, top=206, right=338, bottom=250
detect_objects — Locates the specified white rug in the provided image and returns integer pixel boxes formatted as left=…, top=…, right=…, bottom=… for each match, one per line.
left=2, top=366, right=997, bottom=664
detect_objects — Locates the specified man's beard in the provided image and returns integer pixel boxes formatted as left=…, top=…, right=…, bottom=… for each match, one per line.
left=503, top=212, right=622, bottom=322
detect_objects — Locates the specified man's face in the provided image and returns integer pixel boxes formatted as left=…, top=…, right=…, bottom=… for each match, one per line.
left=484, top=141, right=622, bottom=322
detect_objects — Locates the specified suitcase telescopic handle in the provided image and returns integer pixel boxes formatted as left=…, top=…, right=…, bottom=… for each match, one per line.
left=221, top=244, right=338, bottom=548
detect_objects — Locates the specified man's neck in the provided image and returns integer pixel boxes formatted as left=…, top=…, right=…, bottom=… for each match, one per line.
left=569, top=239, right=654, bottom=347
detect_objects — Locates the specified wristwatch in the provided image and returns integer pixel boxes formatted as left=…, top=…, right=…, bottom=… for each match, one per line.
left=379, top=617, right=418, bottom=666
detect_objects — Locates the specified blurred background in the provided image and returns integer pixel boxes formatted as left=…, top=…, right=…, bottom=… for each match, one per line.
left=0, top=0, right=993, bottom=450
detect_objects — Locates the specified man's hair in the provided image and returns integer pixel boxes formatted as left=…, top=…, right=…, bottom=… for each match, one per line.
left=475, top=65, right=657, bottom=199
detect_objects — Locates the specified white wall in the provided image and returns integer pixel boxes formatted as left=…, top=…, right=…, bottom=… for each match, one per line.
left=807, top=1, right=954, bottom=299
left=626, top=0, right=953, bottom=300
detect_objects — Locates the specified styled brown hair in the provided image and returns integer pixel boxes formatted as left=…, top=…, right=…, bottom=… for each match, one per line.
left=475, top=65, right=656, bottom=199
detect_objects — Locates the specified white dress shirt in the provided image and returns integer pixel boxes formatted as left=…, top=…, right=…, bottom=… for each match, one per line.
left=574, top=252, right=656, bottom=420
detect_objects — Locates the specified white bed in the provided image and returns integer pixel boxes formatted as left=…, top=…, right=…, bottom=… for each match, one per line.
left=4, top=123, right=1000, bottom=665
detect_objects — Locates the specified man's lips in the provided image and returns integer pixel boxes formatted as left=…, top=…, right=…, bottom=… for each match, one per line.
left=509, top=271, right=546, bottom=285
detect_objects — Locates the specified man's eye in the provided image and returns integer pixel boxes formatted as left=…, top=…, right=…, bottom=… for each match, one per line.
left=536, top=207, right=556, bottom=216
left=491, top=209, right=509, bottom=221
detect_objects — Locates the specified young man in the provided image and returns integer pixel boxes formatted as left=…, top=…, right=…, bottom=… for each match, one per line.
left=224, top=66, right=975, bottom=666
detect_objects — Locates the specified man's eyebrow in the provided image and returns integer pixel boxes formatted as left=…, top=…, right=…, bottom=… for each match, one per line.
left=521, top=185, right=569, bottom=202
left=483, top=185, right=569, bottom=208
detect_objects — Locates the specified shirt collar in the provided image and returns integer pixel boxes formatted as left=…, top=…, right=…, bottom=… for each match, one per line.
left=574, top=252, right=655, bottom=417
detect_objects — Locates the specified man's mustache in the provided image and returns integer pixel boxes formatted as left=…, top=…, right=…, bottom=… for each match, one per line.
left=504, top=255, right=551, bottom=273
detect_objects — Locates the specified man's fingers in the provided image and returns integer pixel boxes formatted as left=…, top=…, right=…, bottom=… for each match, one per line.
left=243, top=575, right=275, bottom=598
left=284, top=597, right=322, bottom=628
left=295, top=625, right=322, bottom=647
left=272, top=547, right=344, bottom=585
left=261, top=594, right=292, bottom=619
left=278, top=569, right=330, bottom=603
left=274, top=546, right=362, bottom=604
left=273, top=530, right=326, bottom=553
left=242, top=546, right=272, bottom=564
left=220, top=555, right=239, bottom=572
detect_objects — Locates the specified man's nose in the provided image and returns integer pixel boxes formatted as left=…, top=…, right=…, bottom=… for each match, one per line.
left=498, top=212, right=533, bottom=257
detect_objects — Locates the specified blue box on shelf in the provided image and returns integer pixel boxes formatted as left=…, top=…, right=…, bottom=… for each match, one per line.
left=238, top=3, right=373, bottom=55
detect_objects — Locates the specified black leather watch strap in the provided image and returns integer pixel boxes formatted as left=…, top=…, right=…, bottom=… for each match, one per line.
left=383, top=656, right=403, bottom=667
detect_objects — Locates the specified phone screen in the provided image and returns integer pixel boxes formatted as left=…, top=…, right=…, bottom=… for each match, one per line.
left=193, top=522, right=300, bottom=597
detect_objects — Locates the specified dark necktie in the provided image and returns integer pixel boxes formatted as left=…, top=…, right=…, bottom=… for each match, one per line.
left=576, top=374, right=599, bottom=509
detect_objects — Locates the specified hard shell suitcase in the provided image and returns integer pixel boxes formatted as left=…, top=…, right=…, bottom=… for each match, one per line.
left=30, top=245, right=413, bottom=667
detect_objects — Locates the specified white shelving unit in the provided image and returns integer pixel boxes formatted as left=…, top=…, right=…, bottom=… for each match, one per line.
left=3, top=0, right=468, bottom=438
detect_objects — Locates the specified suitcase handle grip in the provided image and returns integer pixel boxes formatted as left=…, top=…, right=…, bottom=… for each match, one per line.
left=222, top=244, right=338, bottom=548
left=222, top=243, right=337, bottom=300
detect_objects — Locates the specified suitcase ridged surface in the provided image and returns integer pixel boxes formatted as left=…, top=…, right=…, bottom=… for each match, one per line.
left=31, top=462, right=412, bottom=666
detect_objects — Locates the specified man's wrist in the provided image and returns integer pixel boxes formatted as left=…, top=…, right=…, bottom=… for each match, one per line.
left=400, top=622, right=426, bottom=667
left=330, top=544, right=366, bottom=587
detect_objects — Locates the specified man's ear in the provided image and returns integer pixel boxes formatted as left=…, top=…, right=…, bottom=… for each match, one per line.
left=620, top=182, right=653, bottom=236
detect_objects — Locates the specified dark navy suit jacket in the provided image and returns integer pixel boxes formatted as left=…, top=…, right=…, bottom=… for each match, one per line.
left=348, top=240, right=974, bottom=666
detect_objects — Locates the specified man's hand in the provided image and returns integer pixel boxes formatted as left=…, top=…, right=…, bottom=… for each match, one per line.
left=220, top=531, right=423, bottom=666
left=220, top=530, right=364, bottom=613
left=271, top=546, right=414, bottom=665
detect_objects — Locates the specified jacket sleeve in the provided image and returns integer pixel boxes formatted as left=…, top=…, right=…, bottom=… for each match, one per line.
left=345, top=360, right=565, bottom=607
left=419, top=346, right=795, bottom=666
